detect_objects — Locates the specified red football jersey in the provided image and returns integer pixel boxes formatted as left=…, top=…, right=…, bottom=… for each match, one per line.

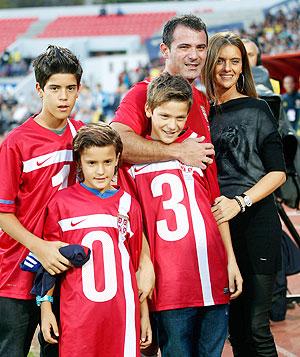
left=112, top=78, right=220, bottom=200
left=0, top=116, right=83, bottom=299
left=44, top=184, right=142, bottom=357
left=118, top=129, right=229, bottom=312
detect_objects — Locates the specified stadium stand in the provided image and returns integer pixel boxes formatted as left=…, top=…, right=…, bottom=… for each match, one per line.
left=0, top=18, right=37, bottom=53
left=37, top=12, right=176, bottom=42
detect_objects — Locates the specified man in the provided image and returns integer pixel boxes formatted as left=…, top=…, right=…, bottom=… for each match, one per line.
left=242, top=38, right=280, bottom=94
left=111, top=15, right=215, bottom=170
left=282, top=76, right=300, bottom=133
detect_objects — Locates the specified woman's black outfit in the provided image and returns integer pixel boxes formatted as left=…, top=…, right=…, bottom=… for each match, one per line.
left=210, top=97, right=286, bottom=357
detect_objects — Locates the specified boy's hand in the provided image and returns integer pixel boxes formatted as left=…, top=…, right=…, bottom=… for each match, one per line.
left=212, top=196, right=241, bottom=225
left=178, top=137, right=214, bottom=169
left=41, top=303, right=59, bottom=344
left=137, top=255, right=155, bottom=302
left=140, top=304, right=152, bottom=349
left=32, top=240, right=71, bottom=275
left=228, top=259, right=243, bottom=300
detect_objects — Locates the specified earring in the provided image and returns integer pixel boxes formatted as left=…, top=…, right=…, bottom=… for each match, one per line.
left=237, top=73, right=245, bottom=92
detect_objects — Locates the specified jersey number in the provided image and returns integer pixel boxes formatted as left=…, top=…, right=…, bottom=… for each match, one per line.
left=151, top=173, right=189, bottom=241
left=51, top=164, right=70, bottom=190
left=81, top=231, right=117, bottom=302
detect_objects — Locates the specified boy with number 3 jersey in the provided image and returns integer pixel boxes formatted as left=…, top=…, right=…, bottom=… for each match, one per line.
left=118, top=73, right=243, bottom=357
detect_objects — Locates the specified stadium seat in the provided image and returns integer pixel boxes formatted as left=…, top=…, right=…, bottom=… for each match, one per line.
left=37, top=12, right=176, bottom=42
left=0, top=18, right=37, bottom=53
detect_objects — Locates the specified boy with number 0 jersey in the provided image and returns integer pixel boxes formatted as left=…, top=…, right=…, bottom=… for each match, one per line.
left=40, top=124, right=151, bottom=356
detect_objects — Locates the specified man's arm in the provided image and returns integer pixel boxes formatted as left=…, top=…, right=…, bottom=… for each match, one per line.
left=111, top=122, right=214, bottom=169
left=0, top=213, right=71, bottom=274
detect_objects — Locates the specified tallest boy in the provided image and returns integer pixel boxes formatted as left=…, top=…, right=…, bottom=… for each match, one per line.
left=111, top=15, right=215, bottom=172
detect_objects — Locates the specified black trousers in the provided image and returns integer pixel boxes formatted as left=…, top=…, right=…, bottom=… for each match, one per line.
left=229, top=274, right=278, bottom=357
left=0, top=296, right=58, bottom=357
left=0, top=297, right=39, bottom=357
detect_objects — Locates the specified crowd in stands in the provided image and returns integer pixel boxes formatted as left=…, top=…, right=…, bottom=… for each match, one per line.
left=240, top=7, right=300, bottom=55
left=0, top=50, right=31, bottom=77
left=0, top=5, right=299, bottom=138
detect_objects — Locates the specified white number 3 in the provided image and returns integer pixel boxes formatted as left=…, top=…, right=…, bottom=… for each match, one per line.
left=151, top=173, right=189, bottom=241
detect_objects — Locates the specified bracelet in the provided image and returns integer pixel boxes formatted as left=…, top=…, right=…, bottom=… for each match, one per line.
left=233, top=196, right=246, bottom=213
left=36, top=295, right=53, bottom=307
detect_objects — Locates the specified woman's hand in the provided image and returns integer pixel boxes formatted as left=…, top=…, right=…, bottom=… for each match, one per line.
left=212, top=196, right=241, bottom=224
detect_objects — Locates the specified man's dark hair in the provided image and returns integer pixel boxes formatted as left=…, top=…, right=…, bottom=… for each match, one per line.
left=162, top=14, right=208, bottom=48
left=32, top=45, right=83, bottom=89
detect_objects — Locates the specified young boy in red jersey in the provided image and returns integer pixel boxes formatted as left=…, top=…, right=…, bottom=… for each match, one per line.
left=118, top=73, right=243, bottom=357
left=40, top=123, right=151, bottom=356
left=0, top=45, right=83, bottom=356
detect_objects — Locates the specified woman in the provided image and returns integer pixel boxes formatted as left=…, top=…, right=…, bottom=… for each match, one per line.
left=202, top=32, right=286, bottom=357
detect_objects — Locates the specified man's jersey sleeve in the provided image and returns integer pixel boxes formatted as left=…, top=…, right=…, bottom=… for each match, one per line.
left=112, top=81, right=149, bottom=136
left=0, top=139, right=22, bottom=213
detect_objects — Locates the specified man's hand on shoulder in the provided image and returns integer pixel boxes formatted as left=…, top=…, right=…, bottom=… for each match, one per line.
left=176, top=136, right=215, bottom=169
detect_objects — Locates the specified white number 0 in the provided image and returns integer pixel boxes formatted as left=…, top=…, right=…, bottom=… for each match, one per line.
left=81, top=231, right=117, bottom=302
left=151, top=173, right=189, bottom=241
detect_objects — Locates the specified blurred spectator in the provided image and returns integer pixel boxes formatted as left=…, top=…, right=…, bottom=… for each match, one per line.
left=242, top=38, right=281, bottom=94
left=74, top=83, right=94, bottom=124
left=99, top=5, right=107, bottom=16
left=282, top=76, right=300, bottom=134
left=0, top=50, right=31, bottom=78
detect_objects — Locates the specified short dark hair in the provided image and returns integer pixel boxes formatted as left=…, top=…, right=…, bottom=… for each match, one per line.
left=32, top=45, right=83, bottom=89
left=162, top=14, right=208, bottom=48
left=146, top=72, right=193, bottom=112
left=73, top=123, right=123, bottom=181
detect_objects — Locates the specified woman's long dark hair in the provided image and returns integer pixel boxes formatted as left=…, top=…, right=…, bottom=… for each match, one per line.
left=202, top=32, right=257, bottom=103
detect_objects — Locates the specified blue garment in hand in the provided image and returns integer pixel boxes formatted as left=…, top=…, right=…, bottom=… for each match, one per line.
left=30, top=244, right=90, bottom=297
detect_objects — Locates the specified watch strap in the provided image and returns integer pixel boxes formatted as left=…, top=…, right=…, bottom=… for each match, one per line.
left=36, top=295, right=54, bottom=306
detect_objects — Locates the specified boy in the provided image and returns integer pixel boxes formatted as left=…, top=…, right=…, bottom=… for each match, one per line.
left=40, top=123, right=151, bottom=356
left=0, top=45, right=83, bottom=356
left=118, top=73, right=243, bottom=356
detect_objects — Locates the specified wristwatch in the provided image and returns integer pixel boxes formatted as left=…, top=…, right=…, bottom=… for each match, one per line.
left=241, top=193, right=252, bottom=207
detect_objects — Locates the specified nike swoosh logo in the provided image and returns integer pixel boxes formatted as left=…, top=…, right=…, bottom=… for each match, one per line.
left=36, top=157, right=51, bottom=166
left=71, top=219, right=86, bottom=227
left=135, top=164, right=148, bottom=173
